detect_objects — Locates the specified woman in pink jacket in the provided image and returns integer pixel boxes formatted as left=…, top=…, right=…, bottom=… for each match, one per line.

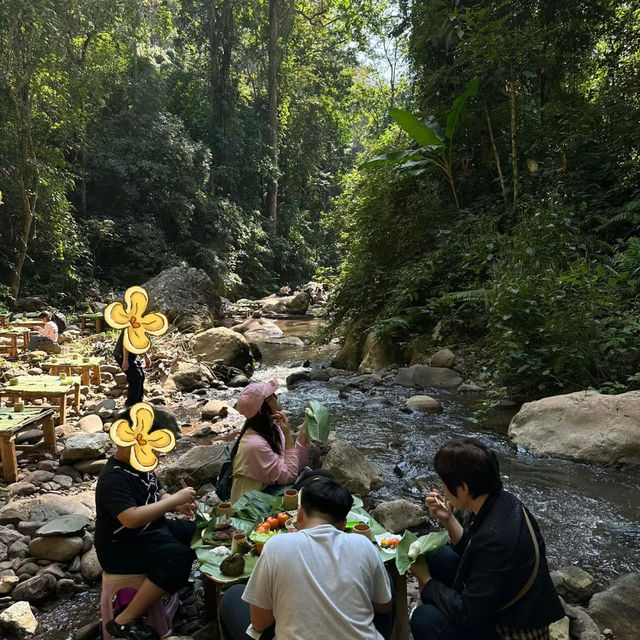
left=230, top=380, right=310, bottom=503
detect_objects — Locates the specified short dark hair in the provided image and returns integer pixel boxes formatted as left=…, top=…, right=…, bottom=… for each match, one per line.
left=38, top=311, right=51, bottom=320
left=300, top=478, right=353, bottom=525
left=433, top=437, right=502, bottom=499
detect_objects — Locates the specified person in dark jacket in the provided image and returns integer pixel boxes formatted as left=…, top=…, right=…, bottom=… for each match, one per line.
left=410, top=438, right=564, bottom=640
left=114, top=330, right=150, bottom=406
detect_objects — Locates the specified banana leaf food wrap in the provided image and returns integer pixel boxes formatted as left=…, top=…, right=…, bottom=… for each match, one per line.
left=304, top=400, right=333, bottom=443
left=395, top=530, right=450, bottom=575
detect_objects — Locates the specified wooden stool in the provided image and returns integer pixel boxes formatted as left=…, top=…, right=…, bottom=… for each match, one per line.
left=100, top=572, right=180, bottom=639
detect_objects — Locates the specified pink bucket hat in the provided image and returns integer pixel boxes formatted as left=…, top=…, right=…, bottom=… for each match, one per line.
left=236, top=380, right=279, bottom=418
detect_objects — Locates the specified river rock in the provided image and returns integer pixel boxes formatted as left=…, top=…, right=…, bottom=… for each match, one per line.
left=164, top=361, right=213, bottom=392
left=0, top=575, right=18, bottom=594
left=85, top=398, right=117, bottom=420
left=61, top=432, right=111, bottom=462
left=35, top=515, right=91, bottom=538
left=286, top=371, right=311, bottom=388
left=143, top=267, right=224, bottom=331
left=394, top=365, right=462, bottom=389
left=331, top=328, right=366, bottom=371
left=192, top=327, right=253, bottom=371
left=201, top=400, right=229, bottom=420
left=260, top=291, right=310, bottom=316
left=358, top=333, right=403, bottom=373
left=588, top=572, right=640, bottom=640
left=15, top=430, right=42, bottom=445
left=322, top=439, right=384, bottom=496
left=0, top=600, right=38, bottom=636
left=551, top=566, right=597, bottom=605
left=403, top=395, right=443, bottom=413
left=508, top=391, right=640, bottom=467
left=114, top=372, right=128, bottom=388
left=228, top=374, right=250, bottom=387
left=430, top=348, right=456, bottom=368
left=77, top=414, right=103, bottom=434
left=309, top=369, right=330, bottom=382
left=563, top=603, right=602, bottom=640
left=549, top=616, right=570, bottom=640
left=29, top=536, right=83, bottom=562
left=372, top=500, right=428, bottom=533
left=159, top=444, right=226, bottom=489
left=73, top=459, right=107, bottom=475
left=8, top=483, right=37, bottom=498
left=0, top=528, right=23, bottom=548
left=11, top=573, right=56, bottom=603
left=80, top=547, right=102, bottom=583
left=0, top=492, right=96, bottom=524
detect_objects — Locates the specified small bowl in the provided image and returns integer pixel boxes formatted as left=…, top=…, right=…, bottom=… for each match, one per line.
left=285, top=517, right=299, bottom=532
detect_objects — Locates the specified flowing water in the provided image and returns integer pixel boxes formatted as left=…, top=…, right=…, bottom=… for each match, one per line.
left=37, top=318, right=640, bottom=638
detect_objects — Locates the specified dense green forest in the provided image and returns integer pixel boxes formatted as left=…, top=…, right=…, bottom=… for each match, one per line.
left=2, top=1, right=640, bottom=397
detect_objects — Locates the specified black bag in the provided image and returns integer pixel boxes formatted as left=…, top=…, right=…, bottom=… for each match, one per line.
left=215, top=445, right=233, bottom=501
left=52, top=311, right=67, bottom=334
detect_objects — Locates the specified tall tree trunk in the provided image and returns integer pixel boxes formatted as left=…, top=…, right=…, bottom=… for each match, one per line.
left=9, top=98, right=37, bottom=300
left=509, top=75, right=518, bottom=209
left=266, top=0, right=280, bottom=234
left=483, top=99, right=507, bottom=207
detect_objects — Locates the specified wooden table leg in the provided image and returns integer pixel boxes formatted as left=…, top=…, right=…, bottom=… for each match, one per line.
left=11, top=336, right=17, bottom=359
left=42, top=415, right=57, bottom=454
left=21, top=332, right=29, bottom=348
left=58, top=395, right=67, bottom=426
left=389, top=565, right=409, bottom=640
left=92, top=364, right=101, bottom=384
left=81, top=317, right=86, bottom=330
left=81, top=366, right=91, bottom=387
left=50, top=366, right=59, bottom=376
left=73, top=384, right=80, bottom=410
left=96, top=317, right=103, bottom=332
left=0, top=435, right=19, bottom=483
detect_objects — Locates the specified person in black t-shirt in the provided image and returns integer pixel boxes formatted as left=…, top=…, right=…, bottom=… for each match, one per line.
left=95, top=438, right=196, bottom=640
left=114, top=330, right=150, bottom=406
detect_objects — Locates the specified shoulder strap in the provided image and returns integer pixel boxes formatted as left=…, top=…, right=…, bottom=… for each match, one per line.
left=499, top=507, right=540, bottom=611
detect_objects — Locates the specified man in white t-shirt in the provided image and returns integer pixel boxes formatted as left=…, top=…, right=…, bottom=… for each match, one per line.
left=220, top=478, right=393, bottom=640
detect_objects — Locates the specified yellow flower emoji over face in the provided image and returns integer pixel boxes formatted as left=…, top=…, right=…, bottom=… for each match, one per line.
left=104, top=286, right=168, bottom=354
left=110, top=403, right=176, bottom=472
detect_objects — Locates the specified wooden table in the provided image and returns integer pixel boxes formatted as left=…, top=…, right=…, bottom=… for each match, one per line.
left=12, top=319, right=43, bottom=330
left=195, top=494, right=409, bottom=639
left=0, top=407, right=56, bottom=482
left=0, top=328, right=31, bottom=359
left=0, top=375, right=81, bottom=425
left=80, top=313, right=104, bottom=332
left=43, top=356, right=103, bottom=387
left=0, top=314, right=10, bottom=327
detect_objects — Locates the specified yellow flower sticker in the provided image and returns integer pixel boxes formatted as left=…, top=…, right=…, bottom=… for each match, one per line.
left=110, top=402, right=176, bottom=472
left=104, top=286, right=168, bottom=354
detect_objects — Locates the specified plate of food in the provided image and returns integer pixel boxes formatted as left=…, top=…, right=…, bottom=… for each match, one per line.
left=374, top=533, right=401, bottom=555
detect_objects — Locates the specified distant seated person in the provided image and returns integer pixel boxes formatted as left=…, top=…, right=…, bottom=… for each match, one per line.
left=230, top=380, right=310, bottom=503
left=95, top=411, right=196, bottom=640
left=410, top=438, right=564, bottom=640
left=27, top=311, right=59, bottom=352
left=220, top=478, right=394, bottom=640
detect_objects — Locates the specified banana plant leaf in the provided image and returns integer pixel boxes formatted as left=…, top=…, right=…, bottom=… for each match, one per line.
left=231, top=490, right=283, bottom=521
left=197, top=547, right=259, bottom=583
left=304, top=400, right=332, bottom=443
left=395, top=530, right=450, bottom=575
left=200, top=516, right=256, bottom=545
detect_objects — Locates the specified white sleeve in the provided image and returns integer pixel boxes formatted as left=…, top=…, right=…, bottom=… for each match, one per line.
left=242, top=549, right=274, bottom=610
left=370, top=551, right=392, bottom=604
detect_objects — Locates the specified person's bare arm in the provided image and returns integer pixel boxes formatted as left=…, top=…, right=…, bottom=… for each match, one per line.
left=373, top=600, right=393, bottom=614
left=117, top=487, right=195, bottom=528
left=250, top=604, right=275, bottom=631
left=122, top=348, right=129, bottom=372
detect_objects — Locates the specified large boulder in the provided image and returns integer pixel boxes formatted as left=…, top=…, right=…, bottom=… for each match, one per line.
left=0, top=492, right=95, bottom=524
left=158, top=444, right=227, bottom=489
left=551, top=566, right=597, bottom=605
left=164, top=361, right=213, bottom=392
left=331, top=327, right=367, bottom=372
left=80, top=547, right=102, bottom=583
left=35, top=515, right=91, bottom=538
left=322, top=439, right=384, bottom=496
left=192, top=327, right=253, bottom=371
left=563, top=603, right=602, bottom=640
left=201, top=400, right=231, bottom=421
left=61, top=432, right=111, bottom=462
left=358, top=333, right=403, bottom=373
left=430, top=348, right=456, bottom=368
left=0, top=601, right=38, bottom=636
left=77, top=414, right=103, bottom=434
left=508, top=391, right=640, bottom=467
left=260, top=291, right=310, bottom=316
left=143, top=267, right=224, bottom=331
left=588, top=573, right=640, bottom=640
left=29, top=536, right=83, bottom=562
left=232, top=317, right=285, bottom=343
left=372, top=499, right=427, bottom=534
left=394, top=365, right=462, bottom=389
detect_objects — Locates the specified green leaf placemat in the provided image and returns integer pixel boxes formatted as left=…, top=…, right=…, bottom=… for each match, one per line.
left=395, top=530, right=449, bottom=575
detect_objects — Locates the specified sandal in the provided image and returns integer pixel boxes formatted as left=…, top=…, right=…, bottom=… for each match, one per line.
left=106, top=618, right=159, bottom=640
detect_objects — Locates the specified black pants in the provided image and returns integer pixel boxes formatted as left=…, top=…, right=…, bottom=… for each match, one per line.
left=410, top=546, right=501, bottom=640
left=219, top=583, right=394, bottom=640
left=97, top=520, right=196, bottom=595
left=124, top=362, right=145, bottom=406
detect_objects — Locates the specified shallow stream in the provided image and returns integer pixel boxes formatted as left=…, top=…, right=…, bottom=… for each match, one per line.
left=37, top=318, right=640, bottom=638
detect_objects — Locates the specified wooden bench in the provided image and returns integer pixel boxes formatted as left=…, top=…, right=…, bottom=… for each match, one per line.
left=0, top=407, right=56, bottom=482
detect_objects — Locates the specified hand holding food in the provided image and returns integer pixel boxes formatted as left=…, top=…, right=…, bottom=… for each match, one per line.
left=426, top=490, right=451, bottom=522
